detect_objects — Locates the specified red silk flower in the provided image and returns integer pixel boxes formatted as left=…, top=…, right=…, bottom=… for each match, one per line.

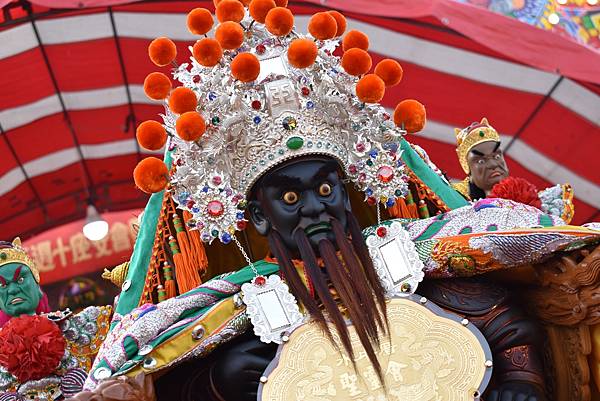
left=0, top=315, right=66, bottom=382
left=489, top=176, right=542, bottom=209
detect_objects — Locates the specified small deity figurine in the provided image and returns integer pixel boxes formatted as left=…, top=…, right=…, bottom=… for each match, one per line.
left=0, top=239, right=111, bottom=400
left=0, top=238, right=50, bottom=327
left=452, top=118, right=574, bottom=223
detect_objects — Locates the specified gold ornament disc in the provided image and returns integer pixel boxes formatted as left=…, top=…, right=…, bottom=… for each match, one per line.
left=259, top=297, right=490, bottom=401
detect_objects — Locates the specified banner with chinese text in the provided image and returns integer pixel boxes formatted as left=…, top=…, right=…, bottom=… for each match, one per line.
left=23, top=210, right=140, bottom=284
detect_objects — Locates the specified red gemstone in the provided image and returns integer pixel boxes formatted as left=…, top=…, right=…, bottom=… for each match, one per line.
left=193, top=75, right=201, bottom=83
left=254, top=275, right=266, bottom=286
left=367, top=197, right=377, bottom=206
left=176, top=159, right=184, bottom=166
left=256, top=44, right=266, bottom=55
left=358, top=173, right=367, bottom=182
left=348, top=164, right=358, bottom=174
left=301, top=87, right=310, bottom=96
left=207, top=200, right=224, bottom=217
left=186, top=200, right=195, bottom=208
left=212, top=176, right=222, bottom=185
left=377, top=166, right=394, bottom=183
left=383, top=113, right=390, bottom=121
left=356, top=143, right=366, bottom=152
left=237, top=220, right=247, bottom=230
left=376, top=226, right=387, bottom=238
left=251, top=100, right=261, bottom=110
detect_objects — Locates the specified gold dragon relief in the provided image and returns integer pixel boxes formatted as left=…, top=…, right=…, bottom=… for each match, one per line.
left=259, top=297, right=490, bottom=401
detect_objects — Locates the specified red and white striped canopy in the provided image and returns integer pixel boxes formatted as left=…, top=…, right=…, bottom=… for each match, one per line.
left=1, top=0, right=599, bottom=240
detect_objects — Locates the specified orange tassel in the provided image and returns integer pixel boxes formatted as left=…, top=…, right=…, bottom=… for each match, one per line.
left=173, top=215, right=202, bottom=288
left=183, top=211, right=209, bottom=273
left=388, top=191, right=419, bottom=219
left=163, top=262, right=177, bottom=299
left=169, top=235, right=200, bottom=294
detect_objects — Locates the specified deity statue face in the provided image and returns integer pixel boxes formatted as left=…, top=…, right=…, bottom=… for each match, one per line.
left=0, top=263, right=42, bottom=317
left=249, top=157, right=350, bottom=257
left=467, top=141, right=509, bottom=195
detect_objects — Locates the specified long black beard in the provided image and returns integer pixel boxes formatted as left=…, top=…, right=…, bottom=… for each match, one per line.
left=266, top=211, right=388, bottom=382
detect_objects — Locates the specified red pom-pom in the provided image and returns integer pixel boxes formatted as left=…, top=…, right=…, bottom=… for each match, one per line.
left=0, top=315, right=66, bottom=383
left=133, top=157, right=169, bottom=194
left=265, top=7, right=294, bottom=36
left=393, top=99, right=426, bottom=133
left=342, top=29, right=369, bottom=51
left=308, top=11, right=337, bottom=40
left=249, top=0, right=276, bottom=23
left=216, top=0, right=245, bottom=23
left=374, top=59, right=403, bottom=87
left=355, top=74, right=385, bottom=103
left=215, top=21, right=245, bottom=50
left=231, top=53, right=261, bottom=82
left=328, top=10, right=346, bottom=37
left=176, top=112, right=206, bottom=141
left=287, top=38, right=318, bottom=69
left=193, top=38, right=223, bottom=67
left=489, top=177, right=542, bottom=209
left=143, top=72, right=171, bottom=100
left=168, top=87, right=197, bottom=114
left=341, top=48, right=372, bottom=76
left=148, top=37, right=177, bottom=66
left=187, top=8, right=214, bottom=35
left=136, top=120, right=167, bottom=150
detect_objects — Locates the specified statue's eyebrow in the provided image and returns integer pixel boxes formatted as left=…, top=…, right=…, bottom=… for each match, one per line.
left=0, top=276, right=5, bottom=286
left=12, top=266, right=22, bottom=282
left=471, top=149, right=484, bottom=157
left=493, top=142, right=501, bottom=152
left=263, top=174, right=302, bottom=189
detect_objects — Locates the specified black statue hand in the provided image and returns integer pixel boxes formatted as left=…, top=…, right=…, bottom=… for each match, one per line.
left=209, top=332, right=277, bottom=401
left=486, top=381, right=546, bottom=401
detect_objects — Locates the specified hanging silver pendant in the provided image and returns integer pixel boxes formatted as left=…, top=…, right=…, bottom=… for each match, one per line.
left=365, top=221, right=424, bottom=297
left=241, top=274, right=305, bottom=344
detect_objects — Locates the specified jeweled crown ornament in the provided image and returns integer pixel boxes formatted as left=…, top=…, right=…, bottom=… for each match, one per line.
left=133, top=1, right=427, bottom=243
left=455, top=117, right=500, bottom=174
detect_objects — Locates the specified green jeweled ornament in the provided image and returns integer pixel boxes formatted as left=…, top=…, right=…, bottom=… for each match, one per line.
left=286, top=136, right=304, bottom=150
left=211, top=116, right=221, bottom=125
left=479, top=130, right=485, bottom=137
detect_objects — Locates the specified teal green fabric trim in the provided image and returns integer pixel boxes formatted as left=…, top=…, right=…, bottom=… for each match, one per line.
left=114, top=151, right=172, bottom=320
left=539, top=214, right=554, bottom=227
left=413, top=219, right=451, bottom=241
left=400, top=139, right=468, bottom=210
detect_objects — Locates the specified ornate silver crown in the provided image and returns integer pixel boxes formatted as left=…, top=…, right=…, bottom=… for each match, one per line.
left=159, top=10, right=411, bottom=244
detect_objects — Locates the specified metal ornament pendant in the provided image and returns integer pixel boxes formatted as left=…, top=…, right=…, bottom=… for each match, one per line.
left=241, top=275, right=304, bottom=344
left=365, top=221, right=424, bottom=296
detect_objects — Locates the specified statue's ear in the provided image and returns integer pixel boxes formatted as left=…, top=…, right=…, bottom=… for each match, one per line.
left=248, top=200, right=271, bottom=236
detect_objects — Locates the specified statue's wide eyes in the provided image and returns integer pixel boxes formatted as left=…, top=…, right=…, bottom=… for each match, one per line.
left=318, top=183, right=332, bottom=196
left=282, top=191, right=299, bottom=205
left=17, top=277, right=24, bottom=284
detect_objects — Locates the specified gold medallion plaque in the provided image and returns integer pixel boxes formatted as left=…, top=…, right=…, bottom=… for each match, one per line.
left=259, top=297, right=490, bottom=401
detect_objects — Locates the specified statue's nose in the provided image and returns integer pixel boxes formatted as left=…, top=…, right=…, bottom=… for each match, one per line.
left=300, top=191, right=326, bottom=217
